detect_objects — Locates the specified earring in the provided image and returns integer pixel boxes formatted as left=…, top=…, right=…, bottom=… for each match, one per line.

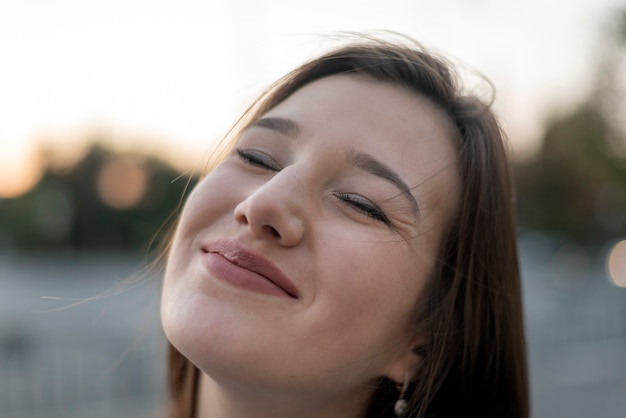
left=394, top=372, right=410, bottom=417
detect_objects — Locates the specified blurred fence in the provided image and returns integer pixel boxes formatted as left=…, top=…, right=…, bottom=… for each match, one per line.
left=0, top=331, right=164, bottom=418
left=518, top=234, right=626, bottom=418
left=0, top=253, right=166, bottom=418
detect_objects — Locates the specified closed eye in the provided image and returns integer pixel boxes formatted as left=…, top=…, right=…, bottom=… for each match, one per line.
left=236, top=148, right=281, bottom=172
left=335, top=192, right=389, bottom=224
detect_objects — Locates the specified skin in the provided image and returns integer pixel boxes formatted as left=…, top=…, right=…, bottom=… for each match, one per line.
left=161, top=74, right=461, bottom=418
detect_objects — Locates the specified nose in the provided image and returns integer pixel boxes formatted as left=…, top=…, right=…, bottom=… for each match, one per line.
left=233, top=177, right=305, bottom=247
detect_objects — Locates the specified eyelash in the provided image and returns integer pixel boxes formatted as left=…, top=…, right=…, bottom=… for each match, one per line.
left=236, top=148, right=280, bottom=171
left=335, top=193, right=389, bottom=224
left=237, top=148, right=388, bottom=224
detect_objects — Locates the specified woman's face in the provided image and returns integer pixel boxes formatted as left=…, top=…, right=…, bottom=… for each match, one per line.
left=162, top=74, right=460, bottom=403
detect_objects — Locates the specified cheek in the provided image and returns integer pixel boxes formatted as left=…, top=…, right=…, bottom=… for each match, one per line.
left=163, top=192, right=224, bottom=280
left=176, top=175, right=235, bottom=237
left=161, top=173, right=239, bottom=342
left=308, top=237, right=430, bottom=351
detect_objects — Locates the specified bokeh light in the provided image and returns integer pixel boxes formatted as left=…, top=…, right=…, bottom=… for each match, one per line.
left=96, top=158, right=149, bottom=209
left=0, top=143, right=44, bottom=198
left=606, top=240, right=626, bottom=287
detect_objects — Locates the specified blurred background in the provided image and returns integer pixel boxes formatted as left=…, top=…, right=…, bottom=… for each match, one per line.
left=1, top=0, right=625, bottom=417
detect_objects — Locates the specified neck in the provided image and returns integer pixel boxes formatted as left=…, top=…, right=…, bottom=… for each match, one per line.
left=196, top=372, right=369, bottom=418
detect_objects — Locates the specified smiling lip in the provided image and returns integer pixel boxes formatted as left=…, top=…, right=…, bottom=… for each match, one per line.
left=200, top=240, right=299, bottom=299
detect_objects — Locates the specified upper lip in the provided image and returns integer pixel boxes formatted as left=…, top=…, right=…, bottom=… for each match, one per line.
left=201, top=239, right=300, bottom=299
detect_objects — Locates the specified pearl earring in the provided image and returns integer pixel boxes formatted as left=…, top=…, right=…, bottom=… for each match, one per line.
left=394, top=372, right=410, bottom=417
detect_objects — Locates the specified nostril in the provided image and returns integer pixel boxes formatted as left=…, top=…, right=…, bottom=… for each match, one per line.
left=262, top=224, right=281, bottom=238
left=236, top=212, right=249, bottom=226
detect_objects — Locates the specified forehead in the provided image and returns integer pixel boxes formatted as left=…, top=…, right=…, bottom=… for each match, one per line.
left=263, top=75, right=457, bottom=163
left=267, top=75, right=452, bottom=139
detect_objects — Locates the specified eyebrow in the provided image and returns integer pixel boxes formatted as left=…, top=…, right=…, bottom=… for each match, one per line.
left=247, top=117, right=300, bottom=137
left=248, top=116, right=420, bottom=215
left=347, top=150, right=420, bottom=215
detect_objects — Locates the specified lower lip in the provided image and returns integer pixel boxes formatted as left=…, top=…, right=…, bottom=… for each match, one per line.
left=201, top=252, right=291, bottom=298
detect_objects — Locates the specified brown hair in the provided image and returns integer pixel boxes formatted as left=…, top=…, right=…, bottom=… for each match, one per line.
left=166, top=35, right=528, bottom=418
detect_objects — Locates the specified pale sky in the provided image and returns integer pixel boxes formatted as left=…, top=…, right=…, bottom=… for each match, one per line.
left=0, top=0, right=623, bottom=195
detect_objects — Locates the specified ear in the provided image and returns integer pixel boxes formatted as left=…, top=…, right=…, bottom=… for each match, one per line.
left=383, top=336, right=425, bottom=386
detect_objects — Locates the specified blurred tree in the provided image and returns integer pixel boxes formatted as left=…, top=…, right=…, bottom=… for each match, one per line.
left=515, top=7, right=626, bottom=248
left=516, top=106, right=626, bottom=246
left=0, top=142, right=198, bottom=253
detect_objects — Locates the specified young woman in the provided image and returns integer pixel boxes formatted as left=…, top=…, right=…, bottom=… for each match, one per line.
left=160, top=35, right=528, bottom=418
